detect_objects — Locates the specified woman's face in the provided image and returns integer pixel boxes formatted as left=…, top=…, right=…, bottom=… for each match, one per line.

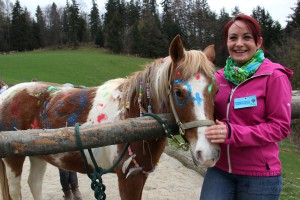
left=227, top=20, right=262, bottom=67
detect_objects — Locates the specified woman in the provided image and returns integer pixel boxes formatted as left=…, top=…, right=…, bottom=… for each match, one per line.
left=200, top=14, right=293, bottom=199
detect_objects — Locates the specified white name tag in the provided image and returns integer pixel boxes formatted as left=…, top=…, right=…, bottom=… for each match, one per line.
left=234, top=95, right=257, bottom=109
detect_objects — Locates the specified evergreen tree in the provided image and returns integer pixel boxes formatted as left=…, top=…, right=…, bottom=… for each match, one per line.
left=34, top=5, right=46, bottom=47
left=0, top=0, right=11, bottom=51
left=89, top=0, right=100, bottom=41
left=138, top=0, right=167, bottom=57
left=68, top=0, right=81, bottom=47
left=286, top=0, right=300, bottom=39
left=122, top=0, right=141, bottom=53
left=170, top=0, right=189, bottom=46
left=190, top=0, right=216, bottom=49
left=277, top=1, right=300, bottom=89
left=104, top=0, right=124, bottom=53
left=49, top=3, right=62, bottom=46
left=252, top=6, right=283, bottom=58
left=161, top=0, right=182, bottom=45
left=10, top=0, right=32, bottom=51
left=62, top=1, right=70, bottom=44
left=231, top=6, right=241, bottom=16
left=78, top=12, right=89, bottom=43
left=214, top=8, right=231, bottom=67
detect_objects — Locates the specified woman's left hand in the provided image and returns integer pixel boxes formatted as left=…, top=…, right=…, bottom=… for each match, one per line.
left=205, top=120, right=227, bottom=144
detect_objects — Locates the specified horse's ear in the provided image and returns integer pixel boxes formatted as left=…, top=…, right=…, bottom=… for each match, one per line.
left=203, top=45, right=215, bottom=62
left=169, top=35, right=185, bottom=63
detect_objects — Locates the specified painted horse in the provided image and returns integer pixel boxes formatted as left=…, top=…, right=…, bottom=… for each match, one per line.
left=0, top=35, right=220, bottom=200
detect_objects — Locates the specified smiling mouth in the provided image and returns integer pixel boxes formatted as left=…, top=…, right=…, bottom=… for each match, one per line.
left=234, top=50, right=248, bottom=53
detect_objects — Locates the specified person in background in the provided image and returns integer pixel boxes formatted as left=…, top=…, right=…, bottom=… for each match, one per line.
left=59, top=83, right=82, bottom=200
left=200, top=14, right=293, bottom=200
left=59, top=169, right=82, bottom=200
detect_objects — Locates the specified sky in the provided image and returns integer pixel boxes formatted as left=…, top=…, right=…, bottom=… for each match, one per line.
left=18, top=0, right=297, bottom=27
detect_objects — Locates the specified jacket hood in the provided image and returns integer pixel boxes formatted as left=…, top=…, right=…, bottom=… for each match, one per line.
left=256, top=58, right=293, bottom=79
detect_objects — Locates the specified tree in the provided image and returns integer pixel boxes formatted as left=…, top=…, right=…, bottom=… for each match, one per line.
left=138, top=0, right=167, bottom=57
left=276, top=1, right=300, bottom=90
left=286, top=0, right=300, bottom=39
left=161, top=0, right=182, bottom=45
left=122, top=0, right=141, bottom=53
left=33, top=5, right=46, bottom=48
left=252, top=6, right=283, bottom=54
left=68, top=0, right=81, bottom=47
left=231, top=6, right=241, bottom=16
left=0, top=0, right=11, bottom=51
left=48, top=3, right=62, bottom=46
left=103, top=0, right=124, bottom=53
left=10, top=0, right=32, bottom=51
left=214, top=8, right=231, bottom=67
left=89, top=0, right=100, bottom=42
left=78, top=12, right=89, bottom=43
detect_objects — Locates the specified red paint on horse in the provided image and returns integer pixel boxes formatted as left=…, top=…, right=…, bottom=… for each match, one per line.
left=97, top=114, right=108, bottom=123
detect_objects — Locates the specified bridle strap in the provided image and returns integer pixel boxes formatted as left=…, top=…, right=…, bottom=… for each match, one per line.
left=180, top=120, right=216, bottom=130
left=168, top=89, right=215, bottom=134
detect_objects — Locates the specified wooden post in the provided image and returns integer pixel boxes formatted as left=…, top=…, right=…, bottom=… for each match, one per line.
left=292, top=96, right=300, bottom=119
left=0, top=114, right=178, bottom=158
left=0, top=96, right=299, bottom=158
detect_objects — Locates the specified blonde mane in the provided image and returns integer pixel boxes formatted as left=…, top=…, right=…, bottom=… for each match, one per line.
left=120, top=49, right=215, bottom=113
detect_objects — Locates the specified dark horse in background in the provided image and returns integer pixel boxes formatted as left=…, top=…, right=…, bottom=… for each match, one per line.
left=0, top=35, right=220, bottom=200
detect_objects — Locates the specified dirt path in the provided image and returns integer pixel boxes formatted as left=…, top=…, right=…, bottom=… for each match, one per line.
left=1, top=153, right=203, bottom=200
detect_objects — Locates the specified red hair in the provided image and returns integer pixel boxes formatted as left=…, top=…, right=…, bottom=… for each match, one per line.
left=223, top=14, right=262, bottom=46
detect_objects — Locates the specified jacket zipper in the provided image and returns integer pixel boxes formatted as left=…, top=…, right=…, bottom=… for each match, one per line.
left=226, top=86, right=237, bottom=173
left=224, top=73, right=271, bottom=173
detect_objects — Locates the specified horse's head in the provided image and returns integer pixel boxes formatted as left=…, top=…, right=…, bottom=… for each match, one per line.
left=168, top=35, right=220, bottom=167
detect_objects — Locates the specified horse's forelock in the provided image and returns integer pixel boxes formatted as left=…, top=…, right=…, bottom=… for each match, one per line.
left=178, top=50, right=215, bottom=81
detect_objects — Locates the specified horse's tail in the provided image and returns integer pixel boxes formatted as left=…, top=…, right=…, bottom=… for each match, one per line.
left=0, top=158, right=12, bottom=200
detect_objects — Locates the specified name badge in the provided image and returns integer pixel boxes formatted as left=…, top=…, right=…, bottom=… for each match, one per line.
left=234, top=95, right=257, bottom=109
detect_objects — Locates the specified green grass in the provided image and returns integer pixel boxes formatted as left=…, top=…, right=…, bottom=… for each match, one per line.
left=279, top=139, right=300, bottom=199
left=0, top=48, right=151, bottom=86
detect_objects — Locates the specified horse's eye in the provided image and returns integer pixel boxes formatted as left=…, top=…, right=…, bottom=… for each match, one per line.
left=175, top=89, right=183, bottom=97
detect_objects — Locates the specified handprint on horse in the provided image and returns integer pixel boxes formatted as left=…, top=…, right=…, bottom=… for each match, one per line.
left=0, top=35, right=220, bottom=200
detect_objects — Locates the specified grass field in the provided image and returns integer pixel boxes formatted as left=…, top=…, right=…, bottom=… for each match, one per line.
left=0, top=48, right=151, bottom=86
left=0, top=48, right=299, bottom=199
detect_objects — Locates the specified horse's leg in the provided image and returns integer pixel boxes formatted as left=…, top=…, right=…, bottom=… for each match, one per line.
left=0, top=159, right=12, bottom=200
left=2, top=157, right=26, bottom=200
left=117, top=172, right=148, bottom=200
left=27, top=157, right=47, bottom=200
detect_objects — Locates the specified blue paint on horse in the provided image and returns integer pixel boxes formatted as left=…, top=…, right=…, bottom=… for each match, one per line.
left=193, top=92, right=203, bottom=106
left=174, top=80, right=192, bottom=106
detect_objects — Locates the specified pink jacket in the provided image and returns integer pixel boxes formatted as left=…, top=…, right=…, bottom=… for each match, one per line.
left=214, top=58, right=293, bottom=176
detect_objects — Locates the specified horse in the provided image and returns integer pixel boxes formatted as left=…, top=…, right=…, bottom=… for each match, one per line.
left=0, top=35, right=220, bottom=200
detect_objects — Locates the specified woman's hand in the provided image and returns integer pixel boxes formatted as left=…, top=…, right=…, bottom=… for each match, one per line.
left=205, top=120, right=227, bottom=143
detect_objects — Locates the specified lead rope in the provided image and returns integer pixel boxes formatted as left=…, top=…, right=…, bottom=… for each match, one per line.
left=142, top=113, right=190, bottom=150
left=75, top=123, right=130, bottom=200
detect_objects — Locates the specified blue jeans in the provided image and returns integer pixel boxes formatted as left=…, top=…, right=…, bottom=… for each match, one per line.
left=200, top=167, right=282, bottom=200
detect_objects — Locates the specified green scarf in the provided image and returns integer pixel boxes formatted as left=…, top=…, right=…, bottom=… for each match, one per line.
left=224, top=49, right=265, bottom=85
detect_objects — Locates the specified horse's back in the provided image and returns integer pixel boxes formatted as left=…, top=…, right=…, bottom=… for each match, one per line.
left=0, top=81, right=96, bottom=131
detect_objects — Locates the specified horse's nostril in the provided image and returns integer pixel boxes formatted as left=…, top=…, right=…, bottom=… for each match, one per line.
left=196, top=150, right=203, bottom=162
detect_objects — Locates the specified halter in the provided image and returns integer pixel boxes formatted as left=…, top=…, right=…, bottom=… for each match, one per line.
left=168, top=68, right=215, bottom=150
